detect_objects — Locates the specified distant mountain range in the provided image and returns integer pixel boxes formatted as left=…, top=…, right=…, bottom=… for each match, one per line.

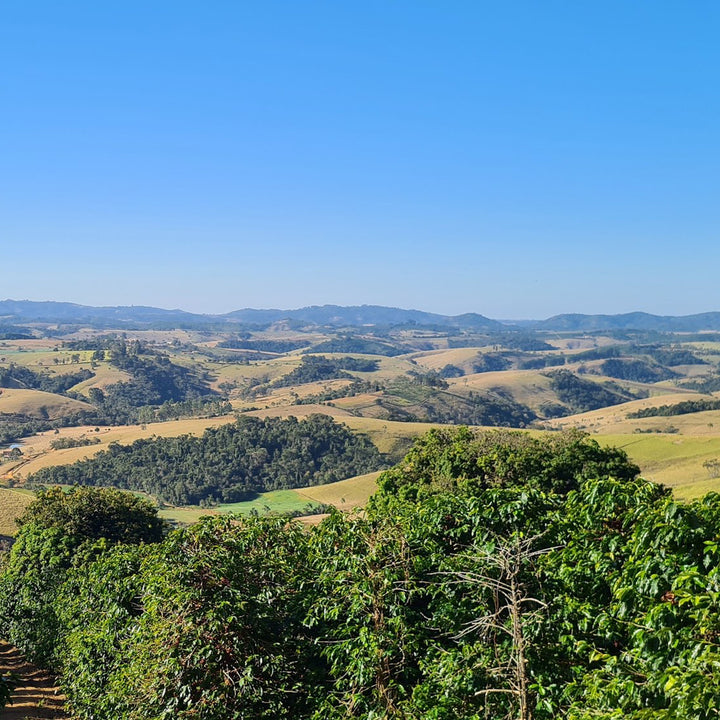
left=3, top=300, right=720, bottom=333
left=0, top=300, right=504, bottom=331
left=533, top=312, right=720, bottom=332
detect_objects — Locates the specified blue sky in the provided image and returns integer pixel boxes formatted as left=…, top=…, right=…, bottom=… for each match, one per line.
left=2, top=1, right=720, bottom=318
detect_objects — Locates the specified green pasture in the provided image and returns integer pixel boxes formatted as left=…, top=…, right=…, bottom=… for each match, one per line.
left=159, top=473, right=386, bottom=526
left=597, top=433, right=720, bottom=500
left=159, top=488, right=324, bottom=526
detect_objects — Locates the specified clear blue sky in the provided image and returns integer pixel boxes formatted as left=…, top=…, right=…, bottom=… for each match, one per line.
left=3, top=1, right=720, bottom=318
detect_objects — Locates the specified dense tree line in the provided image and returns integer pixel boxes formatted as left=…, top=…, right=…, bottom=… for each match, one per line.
left=546, top=369, right=632, bottom=413
left=447, top=333, right=555, bottom=352
left=6, top=429, right=720, bottom=718
left=572, top=345, right=623, bottom=361
left=406, top=370, right=449, bottom=388
left=493, top=333, right=555, bottom=351
left=270, top=355, right=378, bottom=389
left=0, top=411, right=103, bottom=445
left=599, top=358, right=677, bottom=383
left=218, top=338, right=310, bottom=352
left=0, top=415, right=53, bottom=445
left=438, top=363, right=465, bottom=377
left=271, top=356, right=354, bottom=387
left=63, top=335, right=119, bottom=351
left=87, top=388, right=231, bottom=426
left=105, top=339, right=211, bottom=403
left=627, top=398, right=720, bottom=418
left=28, top=415, right=385, bottom=505
left=0, top=325, right=32, bottom=340
left=0, top=363, right=93, bottom=394
left=682, top=375, right=720, bottom=394
left=472, top=352, right=512, bottom=373
left=647, top=346, right=707, bottom=366
left=307, top=337, right=404, bottom=356
left=50, top=435, right=102, bottom=450
left=572, top=343, right=706, bottom=368
left=518, top=354, right=566, bottom=370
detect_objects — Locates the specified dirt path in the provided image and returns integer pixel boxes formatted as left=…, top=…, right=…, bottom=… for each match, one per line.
left=0, top=642, right=66, bottom=719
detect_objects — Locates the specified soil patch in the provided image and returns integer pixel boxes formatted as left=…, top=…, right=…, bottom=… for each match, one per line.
left=0, top=641, right=66, bottom=719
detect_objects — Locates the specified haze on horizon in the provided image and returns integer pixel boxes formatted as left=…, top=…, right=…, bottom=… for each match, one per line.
left=3, top=2, right=720, bottom=318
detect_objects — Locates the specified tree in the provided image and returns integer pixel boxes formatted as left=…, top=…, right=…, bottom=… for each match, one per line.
left=0, top=486, right=164, bottom=667
left=448, top=533, right=556, bottom=720
left=376, top=427, right=639, bottom=500
left=57, top=515, right=317, bottom=719
left=17, top=486, right=165, bottom=545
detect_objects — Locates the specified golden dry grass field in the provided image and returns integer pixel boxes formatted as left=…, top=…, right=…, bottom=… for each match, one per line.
left=70, top=365, right=132, bottom=395
left=546, top=393, right=714, bottom=433
left=0, top=488, right=34, bottom=536
left=2, top=415, right=237, bottom=479
left=157, top=473, right=383, bottom=526
left=0, top=388, right=93, bottom=418
left=296, top=470, right=382, bottom=510
left=408, top=348, right=485, bottom=372
left=0, top=340, right=94, bottom=369
left=450, top=369, right=565, bottom=413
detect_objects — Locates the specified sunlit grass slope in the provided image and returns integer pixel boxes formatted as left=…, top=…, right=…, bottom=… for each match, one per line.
left=0, top=488, right=34, bottom=536
left=0, top=388, right=92, bottom=418
left=595, top=433, right=720, bottom=500
left=2, top=415, right=236, bottom=479
left=158, top=472, right=383, bottom=526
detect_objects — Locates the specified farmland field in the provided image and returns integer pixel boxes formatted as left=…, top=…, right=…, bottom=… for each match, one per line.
left=0, top=388, right=92, bottom=419
left=5, top=313, right=720, bottom=526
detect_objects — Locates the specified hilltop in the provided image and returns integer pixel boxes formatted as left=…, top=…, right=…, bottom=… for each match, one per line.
left=4, top=300, right=720, bottom=521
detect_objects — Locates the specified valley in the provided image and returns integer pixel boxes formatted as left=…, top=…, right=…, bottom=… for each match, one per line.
left=4, top=302, right=720, bottom=527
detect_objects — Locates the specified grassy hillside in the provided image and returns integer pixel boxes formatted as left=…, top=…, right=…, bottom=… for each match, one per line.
left=596, top=432, right=720, bottom=500
left=5, top=324, right=720, bottom=522
left=547, top=392, right=716, bottom=434
left=158, top=471, right=382, bottom=526
left=1, top=415, right=236, bottom=479
left=452, top=369, right=563, bottom=413
left=296, top=470, right=382, bottom=509
left=0, top=388, right=93, bottom=419
left=0, top=488, right=34, bottom=536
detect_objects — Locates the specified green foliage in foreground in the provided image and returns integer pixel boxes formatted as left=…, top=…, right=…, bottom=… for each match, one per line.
left=377, top=426, right=639, bottom=499
left=0, top=673, right=16, bottom=709
left=58, top=517, right=314, bottom=719
left=0, top=487, right=164, bottom=668
left=4, top=429, right=720, bottom=718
